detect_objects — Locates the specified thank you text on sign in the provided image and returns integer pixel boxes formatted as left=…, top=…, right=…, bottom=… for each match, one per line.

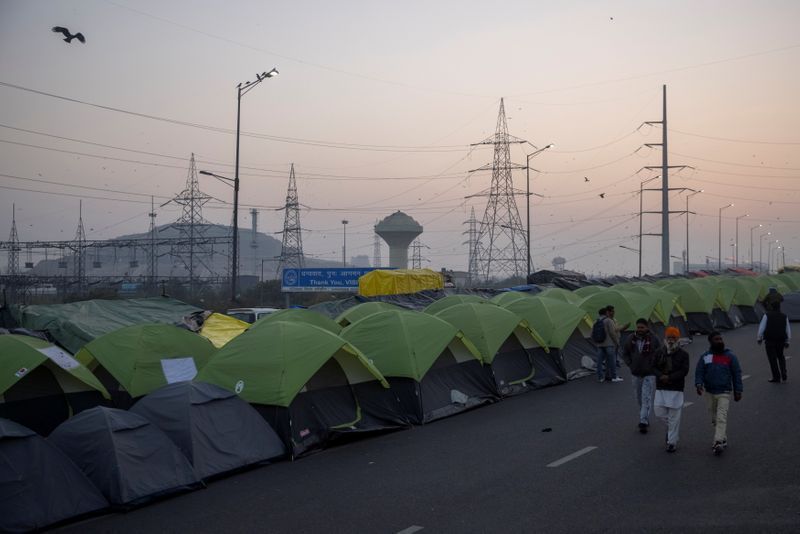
left=281, top=268, right=378, bottom=292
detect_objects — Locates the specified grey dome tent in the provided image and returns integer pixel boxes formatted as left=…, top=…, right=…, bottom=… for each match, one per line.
left=49, top=407, right=202, bottom=508
left=0, top=418, right=108, bottom=532
left=131, top=382, right=285, bottom=479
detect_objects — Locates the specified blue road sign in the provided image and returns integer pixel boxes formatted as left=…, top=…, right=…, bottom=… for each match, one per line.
left=281, top=268, right=379, bottom=292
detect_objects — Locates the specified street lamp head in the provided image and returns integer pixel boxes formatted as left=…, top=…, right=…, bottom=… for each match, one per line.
left=342, top=219, right=349, bottom=225
left=545, top=144, right=554, bottom=149
left=199, top=170, right=211, bottom=176
left=266, top=68, right=279, bottom=78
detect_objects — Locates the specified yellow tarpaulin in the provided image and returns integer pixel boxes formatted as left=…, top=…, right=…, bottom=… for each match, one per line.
left=358, top=269, right=444, bottom=297
left=199, top=312, right=249, bottom=348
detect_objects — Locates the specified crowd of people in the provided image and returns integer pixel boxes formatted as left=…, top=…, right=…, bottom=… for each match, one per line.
left=591, top=288, right=791, bottom=456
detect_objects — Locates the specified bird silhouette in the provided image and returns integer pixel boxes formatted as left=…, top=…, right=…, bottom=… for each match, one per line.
left=52, top=26, right=85, bottom=43
left=599, top=193, right=606, bottom=198
left=584, top=176, right=590, bottom=182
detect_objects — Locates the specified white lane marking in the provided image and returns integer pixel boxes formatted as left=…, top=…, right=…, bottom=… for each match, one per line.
left=547, top=446, right=598, bottom=468
left=397, top=527, right=424, bottom=534
left=683, top=401, right=694, bottom=408
left=743, top=374, right=751, bottom=380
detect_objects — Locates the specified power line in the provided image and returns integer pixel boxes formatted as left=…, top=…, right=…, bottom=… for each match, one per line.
left=0, top=81, right=471, bottom=153
left=669, top=151, right=800, bottom=171
left=668, top=128, right=800, bottom=146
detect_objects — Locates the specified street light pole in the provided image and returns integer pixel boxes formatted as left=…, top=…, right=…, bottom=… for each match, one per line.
left=734, top=214, right=748, bottom=268
left=718, top=203, right=733, bottom=271
left=768, top=240, right=778, bottom=274
left=749, top=224, right=762, bottom=270
left=232, top=67, right=278, bottom=302
left=759, top=232, right=771, bottom=273
left=685, top=189, right=702, bottom=274
left=524, top=143, right=553, bottom=279
left=342, top=220, right=349, bottom=267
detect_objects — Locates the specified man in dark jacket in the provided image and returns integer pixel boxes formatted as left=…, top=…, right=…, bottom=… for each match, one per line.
left=653, top=327, right=690, bottom=452
left=695, top=331, right=744, bottom=455
left=757, top=302, right=791, bottom=382
left=622, top=318, right=661, bottom=433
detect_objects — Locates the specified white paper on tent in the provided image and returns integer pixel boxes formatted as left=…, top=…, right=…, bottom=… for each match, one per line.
left=38, top=346, right=81, bottom=371
left=160, top=357, right=198, bottom=384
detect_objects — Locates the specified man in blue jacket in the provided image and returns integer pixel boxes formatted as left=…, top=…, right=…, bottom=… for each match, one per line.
left=695, top=331, right=744, bottom=455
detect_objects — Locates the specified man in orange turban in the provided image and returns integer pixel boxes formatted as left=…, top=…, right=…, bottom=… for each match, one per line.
left=653, top=326, right=690, bottom=452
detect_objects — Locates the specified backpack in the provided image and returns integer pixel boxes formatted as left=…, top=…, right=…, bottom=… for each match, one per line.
left=591, top=318, right=607, bottom=343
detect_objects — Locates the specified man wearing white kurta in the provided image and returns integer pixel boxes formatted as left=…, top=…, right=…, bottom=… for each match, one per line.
left=653, top=327, right=690, bottom=453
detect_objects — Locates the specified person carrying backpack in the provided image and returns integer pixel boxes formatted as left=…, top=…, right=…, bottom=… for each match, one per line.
left=593, top=306, right=623, bottom=383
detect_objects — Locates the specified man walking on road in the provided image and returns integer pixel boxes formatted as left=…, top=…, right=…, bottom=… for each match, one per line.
left=757, top=302, right=791, bottom=383
left=653, top=327, right=690, bottom=452
left=622, top=318, right=661, bottom=433
left=695, top=331, right=744, bottom=455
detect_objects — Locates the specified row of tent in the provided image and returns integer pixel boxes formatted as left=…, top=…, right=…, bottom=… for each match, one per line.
left=2, top=272, right=799, bottom=530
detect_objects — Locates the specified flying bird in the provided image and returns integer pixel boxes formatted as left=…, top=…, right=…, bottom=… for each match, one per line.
left=584, top=176, right=590, bottom=182
left=599, top=193, right=606, bottom=199
left=52, top=26, right=85, bottom=43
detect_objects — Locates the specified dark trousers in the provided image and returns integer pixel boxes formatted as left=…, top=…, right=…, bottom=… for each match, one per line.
left=765, top=340, right=787, bottom=381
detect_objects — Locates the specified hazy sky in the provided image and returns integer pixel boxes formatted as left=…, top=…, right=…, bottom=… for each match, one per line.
left=2, top=0, right=799, bottom=277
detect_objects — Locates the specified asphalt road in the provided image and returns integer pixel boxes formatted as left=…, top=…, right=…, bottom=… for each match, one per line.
left=59, top=324, right=800, bottom=533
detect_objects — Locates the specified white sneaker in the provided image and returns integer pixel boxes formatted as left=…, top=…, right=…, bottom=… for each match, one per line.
left=611, top=377, right=624, bottom=382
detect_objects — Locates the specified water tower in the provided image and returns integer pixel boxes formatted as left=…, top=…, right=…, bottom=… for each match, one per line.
left=375, top=211, right=423, bottom=269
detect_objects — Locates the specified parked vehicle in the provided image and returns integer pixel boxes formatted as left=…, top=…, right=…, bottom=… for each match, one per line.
left=225, top=307, right=280, bottom=324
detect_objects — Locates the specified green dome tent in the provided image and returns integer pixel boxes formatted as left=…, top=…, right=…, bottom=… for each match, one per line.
left=423, top=294, right=487, bottom=315
left=536, top=287, right=581, bottom=305
left=335, top=301, right=403, bottom=327
left=253, top=308, right=341, bottom=334
left=198, top=321, right=399, bottom=458
left=612, top=284, right=690, bottom=338
left=756, top=275, right=792, bottom=297
left=660, top=280, right=718, bottom=334
left=0, top=335, right=109, bottom=435
left=775, top=273, right=800, bottom=291
left=497, top=296, right=594, bottom=380
left=691, top=277, right=745, bottom=330
left=489, top=291, right=533, bottom=307
left=340, top=309, right=497, bottom=424
left=75, top=324, right=216, bottom=408
left=433, top=303, right=561, bottom=395
left=573, top=286, right=607, bottom=298
left=717, top=277, right=763, bottom=323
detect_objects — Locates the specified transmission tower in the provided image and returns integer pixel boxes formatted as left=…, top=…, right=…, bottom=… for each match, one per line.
left=277, top=164, right=305, bottom=274
left=463, top=206, right=480, bottom=286
left=147, top=196, right=157, bottom=289
left=640, top=85, right=691, bottom=275
left=470, top=98, right=528, bottom=282
left=411, top=239, right=424, bottom=269
left=73, top=200, right=87, bottom=295
left=7, top=203, right=20, bottom=277
left=373, top=223, right=382, bottom=268
left=170, top=153, right=212, bottom=294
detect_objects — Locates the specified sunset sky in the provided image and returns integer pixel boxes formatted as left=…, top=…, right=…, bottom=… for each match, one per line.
left=2, top=0, right=799, bottom=277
